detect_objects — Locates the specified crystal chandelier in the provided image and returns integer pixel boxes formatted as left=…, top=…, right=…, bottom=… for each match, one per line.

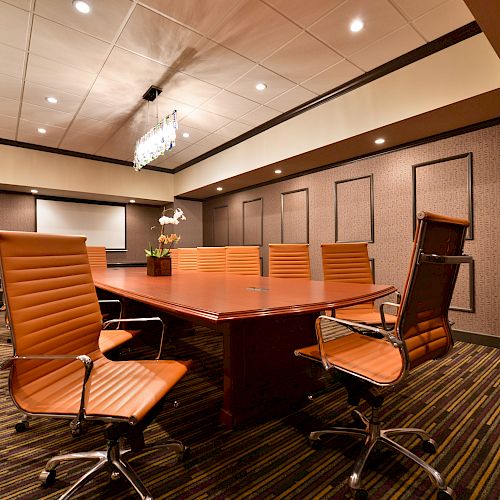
left=133, top=110, right=177, bottom=171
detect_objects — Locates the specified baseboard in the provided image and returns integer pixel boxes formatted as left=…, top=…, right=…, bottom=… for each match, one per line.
left=452, top=329, right=500, bottom=348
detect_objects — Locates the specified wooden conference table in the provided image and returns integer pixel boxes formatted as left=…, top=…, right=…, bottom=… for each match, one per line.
left=92, top=267, right=396, bottom=428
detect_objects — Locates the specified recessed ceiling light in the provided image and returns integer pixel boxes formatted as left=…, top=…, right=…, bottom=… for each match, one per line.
left=45, top=96, right=58, bottom=104
left=374, top=138, right=385, bottom=145
left=73, top=0, right=91, bottom=14
left=274, top=169, right=282, bottom=174
left=182, top=132, right=190, bottom=138
left=30, top=189, right=38, bottom=194
left=216, top=187, right=223, bottom=191
left=129, top=199, right=136, bottom=203
left=350, top=18, right=364, bottom=32
left=37, top=127, right=47, bottom=134
left=255, top=82, right=267, bottom=91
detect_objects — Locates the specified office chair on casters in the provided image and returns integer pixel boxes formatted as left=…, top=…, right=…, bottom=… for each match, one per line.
left=295, top=212, right=471, bottom=499
left=0, top=231, right=191, bottom=499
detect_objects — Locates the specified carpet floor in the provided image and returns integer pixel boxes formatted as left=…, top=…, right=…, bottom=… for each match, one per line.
left=0, top=313, right=498, bottom=500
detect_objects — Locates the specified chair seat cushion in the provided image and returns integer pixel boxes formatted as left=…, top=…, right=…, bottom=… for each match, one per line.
left=296, top=334, right=403, bottom=385
left=99, top=329, right=140, bottom=354
left=11, top=352, right=190, bottom=423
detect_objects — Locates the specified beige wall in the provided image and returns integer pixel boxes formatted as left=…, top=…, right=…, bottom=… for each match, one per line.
left=203, top=125, right=500, bottom=337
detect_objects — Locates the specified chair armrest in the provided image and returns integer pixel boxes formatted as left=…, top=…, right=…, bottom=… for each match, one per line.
left=98, top=299, right=122, bottom=327
left=379, top=301, right=400, bottom=331
left=418, top=253, right=473, bottom=265
left=9, top=354, right=93, bottom=427
left=102, top=317, right=166, bottom=360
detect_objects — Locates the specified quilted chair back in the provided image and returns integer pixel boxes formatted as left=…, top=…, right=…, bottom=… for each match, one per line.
left=396, top=212, right=469, bottom=369
left=268, top=244, right=311, bottom=279
left=0, top=231, right=102, bottom=388
left=86, top=246, right=107, bottom=269
left=226, top=246, right=260, bottom=276
left=197, top=247, right=226, bottom=272
left=177, top=247, right=198, bottom=270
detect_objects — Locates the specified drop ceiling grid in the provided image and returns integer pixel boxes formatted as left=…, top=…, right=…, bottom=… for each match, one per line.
left=0, top=0, right=475, bottom=169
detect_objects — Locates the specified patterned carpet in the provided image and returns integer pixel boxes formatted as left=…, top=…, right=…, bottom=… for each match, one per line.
left=0, top=312, right=498, bottom=500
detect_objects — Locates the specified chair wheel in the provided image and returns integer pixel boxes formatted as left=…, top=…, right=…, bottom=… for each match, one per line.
left=110, top=470, right=121, bottom=481
left=422, top=439, right=437, bottom=454
left=437, top=487, right=455, bottom=499
left=308, top=438, right=323, bottom=450
left=40, top=469, right=56, bottom=487
left=70, top=421, right=83, bottom=437
left=178, top=446, right=191, bottom=462
left=354, top=489, right=368, bottom=499
left=15, top=421, right=29, bottom=432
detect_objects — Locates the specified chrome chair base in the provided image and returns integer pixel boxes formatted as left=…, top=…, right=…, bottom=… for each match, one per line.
left=309, top=409, right=454, bottom=498
left=40, top=437, right=187, bottom=500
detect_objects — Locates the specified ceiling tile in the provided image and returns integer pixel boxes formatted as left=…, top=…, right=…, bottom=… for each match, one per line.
left=59, top=131, right=109, bottom=155
left=390, top=0, right=448, bottom=19
left=99, top=47, right=169, bottom=93
left=78, top=97, right=132, bottom=124
left=200, top=90, right=259, bottom=120
left=183, top=39, right=255, bottom=88
left=174, top=124, right=209, bottom=143
left=153, top=156, right=184, bottom=170
left=349, top=25, right=426, bottom=71
left=309, top=0, right=407, bottom=57
left=238, top=105, right=281, bottom=126
left=0, top=97, right=19, bottom=117
left=301, top=59, right=364, bottom=94
left=161, top=71, right=221, bottom=107
left=22, top=82, right=83, bottom=114
left=0, top=113, right=17, bottom=139
left=30, top=16, right=111, bottom=74
left=226, top=65, right=296, bottom=104
left=156, top=96, right=195, bottom=121
left=88, top=76, right=145, bottom=109
left=412, top=0, right=475, bottom=42
left=20, top=101, right=73, bottom=127
left=141, top=0, right=240, bottom=37
left=34, top=0, right=133, bottom=43
left=195, top=133, right=229, bottom=150
left=95, top=128, right=136, bottom=160
left=180, top=109, right=231, bottom=133
left=264, top=0, right=344, bottom=28
left=262, top=32, right=343, bottom=83
left=117, top=5, right=202, bottom=67
left=2, top=0, right=31, bottom=10
left=17, top=119, right=66, bottom=146
left=212, top=0, right=302, bottom=62
left=65, top=116, right=118, bottom=140
left=25, top=54, right=96, bottom=96
left=0, top=73, right=22, bottom=99
left=265, top=85, right=317, bottom=112
left=169, top=143, right=212, bottom=164
left=0, top=43, right=25, bottom=79
left=215, top=120, right=253, bottom=139
left=0, top=1, right=29, bottom=50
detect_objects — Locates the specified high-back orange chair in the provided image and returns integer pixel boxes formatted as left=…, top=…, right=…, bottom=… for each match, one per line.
left=197, top=247, right=226, bottom=272
left=170, top=247, right=178, bottom=269
left=177, top=247, right=198, bottom=270
left=295, top=212, right=471, bottom=498
left=321, top=242, right=397, bottom=327
left=226, top=246, right=260, bottom=276
left=268, top=243, right=311, bottom=279
left=86, top=246, right=107, bottom=269
left=0, top=231, right=191, bottom=498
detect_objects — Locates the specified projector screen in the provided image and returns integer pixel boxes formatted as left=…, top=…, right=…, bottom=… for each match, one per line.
left=36, top=199, right=126, bottom=250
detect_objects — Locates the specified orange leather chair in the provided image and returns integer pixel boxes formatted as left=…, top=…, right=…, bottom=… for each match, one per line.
left=170, top=247, right=179, bottom=269
left=226, top=246, right=260, bottom=276
left=86, top=245, right=107, bottom=268
left=0, top=231, right=191, bottom=498
left=321, top=242, right=398, bottom=327
left=268, top=243, right=311, bottom=279
left=295, top=212, right=471, bottom=498
left=177, top=247, right=198, bottom=270
left=197, top=246, right=226, bottom=272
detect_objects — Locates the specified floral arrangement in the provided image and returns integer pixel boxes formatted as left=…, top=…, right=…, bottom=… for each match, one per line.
left=145, top=207, right=186, bottom=258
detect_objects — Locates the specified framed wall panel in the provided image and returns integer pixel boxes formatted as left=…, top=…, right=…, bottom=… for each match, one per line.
left=369, top=258, right=375, bottom=283
left=281, top=188, right=309, bottom=243
left=243, top=198, right=263, bottom=246
left=335, top=175, right=374, bottom=243
left=450, top=259, right=475, bottom=313
left=412, top=153, right=473, bottom=239
left=213, top=205, right=229, bottom=246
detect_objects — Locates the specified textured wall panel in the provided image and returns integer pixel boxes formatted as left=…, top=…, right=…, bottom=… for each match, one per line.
left=450, top=260, right=475, bottom=312
left=213, top=205, right=229, bottom=246
left=281, top=188, right=308, bottom=243
left=203, top=125, right=499, bottom=336
left=413, top=153, right=473, bottom=239
left=0, top=191, right=35, bottom=231
left=243, top=198, right=263, bottom=246
left=335, top=175, right=373, bottom=242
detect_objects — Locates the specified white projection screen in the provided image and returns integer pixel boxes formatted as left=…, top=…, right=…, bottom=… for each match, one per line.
left=36, top=199, right=126, bottom=250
